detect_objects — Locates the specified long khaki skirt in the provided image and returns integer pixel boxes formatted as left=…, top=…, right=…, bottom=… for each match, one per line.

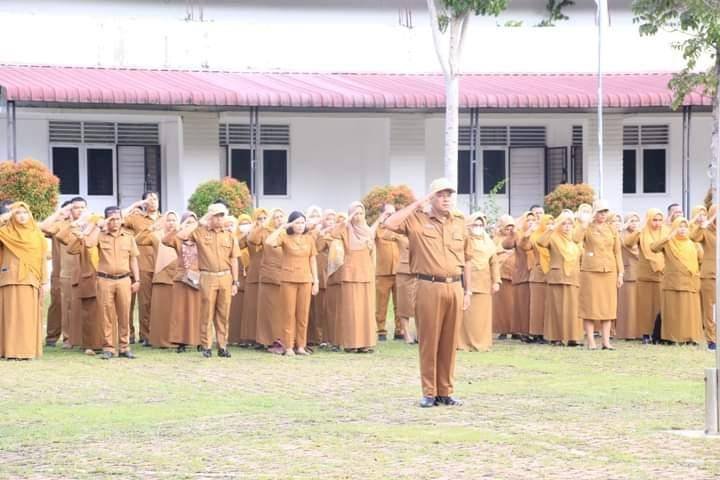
left=339, top=282, right=376, bottom=349
left=493, top=279, right=513, bottom=335
left=227, top=288, right=245, bottom=345
left=636, top=280, right=662, bottom=336
left=307, top=294, right=324, bottom=345
left=700, top=278, right=717, bottom=344
left=529, top=282, right=546, bottom=336
left=661, top=289, right=703, bottom=343
left=325, top=283, right=341, bottom=346
left=615, top=281, right=640, bottom=339
left=168, top=281, right=201, bottom=347
left=579, top=271, right=617, bottom=320
left=544, top=284, right=582, bottom=343
left=256, top=282, right=283, bottom=347
left=396, top=273, right=417, bottom=319
left=239, top=283, right=259, bottom=343
left=0, top=284, right=42, bottom=359
left=149, top=283, right=174, bottom=348
left=457, top=292, right=492, bottom=352
left=511, top=282, right=530, bottom=335
left=72, top=289, right=105, bottom=350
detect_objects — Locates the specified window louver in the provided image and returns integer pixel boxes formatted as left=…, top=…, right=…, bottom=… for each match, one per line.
left=218, top=124, right=289, bottom=146
left=49, top=121, right=82, bottom=143
left=49, top=121, right=159, bottom=145
left=623, top=126, right=640, bottom=146
left=509, top=126, right=546, bottom=147
left=83, top=122, right=116, bottom=144
left=117, top=123, right=159, bottom=145
left=572, top=125, right=583, bottom=146
left=459, top=126, right=510, bottom=147
left=640, top=125, right=669, bottom=145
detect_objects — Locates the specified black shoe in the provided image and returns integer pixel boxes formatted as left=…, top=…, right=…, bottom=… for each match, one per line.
left=130, top=337, right=136, bottom=345
left=497, top=334, right=507, bottom=340
left=393, top=333, right=404, bottom=340
left=202, top=348, right=212, bottom=358
left=642, top=335, right=651, bottom=345
left=435, top=396, right=463, bottom=406
left=45, top=341, right=57, bottom=348
left=378, top=334, right=387, bottom=342
left=176, top=345, right=187, bottom=353
left=218, top=348, right=231, bottom=358
left=709, top=342, right=717, bottom=351
left=567, top=341, right=579, bottom=347
left=142, top=339, right=152, bottom=347
left=99, top=351, right=113, bottom=360
left=510, top=334, right=521, bottom=340
left=419, top=396, right=437, bottom=408
left=536, top=337, right=548, bottom=345
left=119, top=351, right=136, bottom=359
left=197, top=345, right=203, bottom=352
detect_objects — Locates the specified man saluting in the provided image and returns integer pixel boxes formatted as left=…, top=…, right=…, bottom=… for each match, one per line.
left=384, top=178, right=473, bottom=408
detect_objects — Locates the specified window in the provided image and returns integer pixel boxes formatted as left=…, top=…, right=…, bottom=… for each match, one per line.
left=230, top=148, right=252, bottom=192
left=263, top=149, right=288, bottom=196
left=87, top=148, right=114, bottom=195
left=457, top=150, right=473, bottom=195
left=483, top=150, right=506, bottom=194
left=52, top=147, right=80, bottom=195
left=622, top=150, right=637, bottom=194
left=643, top=149, right=666, bottom=193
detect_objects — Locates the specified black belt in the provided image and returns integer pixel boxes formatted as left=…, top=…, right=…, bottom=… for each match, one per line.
left=97, top=272, right=130, bottom=280
left=416, top=274, right=462, bottom=284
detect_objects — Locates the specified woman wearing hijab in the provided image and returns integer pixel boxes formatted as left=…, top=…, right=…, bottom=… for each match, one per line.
left=239, top=208, right=268, bottom=346
left=228, top=214, right=252, bottom=346
left=537, top=211, right=583, bottom=345
left=305, top=205, right=324, bottom=346
left=502, top=212, right=536, bottom=341
left=331, top=202, right=381, bottom=353
left=575, top=200, right=624, bottom=350
left=266, top=211, right=319, bottom=355
left=0, top=202, right=47, bottom=359
left=256, top=209, right=286, bottom=351
left=650, top=216, right=704, bottom=344
left=163, top=212, right=202, bottom=352
left=616, top=212, right=641, bottom=340
left=691, top=204, right=718, bottom=350
left=493, top=215, right=515, bottom=340
left=314, top=209, right=336, bottom=346
left=457, top=212, right=500, bottom=352
left=529, top=214, right=553, bottom=342
left=147, top=212, right=179, bottom=348
left=624, top=208, right=668, bottom=344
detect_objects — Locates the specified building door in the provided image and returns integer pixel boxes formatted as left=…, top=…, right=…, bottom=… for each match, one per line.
left=509, top=147, right=545, bottom=215
left=117, top=145, right=162, bottom=209
left=545, top=146, right=568, bottom=194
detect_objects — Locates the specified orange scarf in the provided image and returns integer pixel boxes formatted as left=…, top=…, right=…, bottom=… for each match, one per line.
left=639, top=208, right=669, bottom=272
left=0, top=202, right=46, bottom=282
left=347, top=202, right=372, bottom=251
left=551, top=212, right=581, bottom=276
left=667, top=217, right=699, bottom=275
left=530, top=214, right=553, bottom=274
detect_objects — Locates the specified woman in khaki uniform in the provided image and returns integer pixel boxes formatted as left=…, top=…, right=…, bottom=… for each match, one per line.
left=256, top=209, right=286, bottom=351
left=457, top=212, right=500, bottom=352
left=305, top=206, right=324, bottom=346
left=616, top=213, right=641, bottom=340
left=325, top=211, right=347, bottom=349
left=228, top=214, right=252, bottom=346
left=0, top=202, right=47, bottom=360
left=314, top=210, right=336, bottom=346
left=267, top=211, right=319, bottom=355
left=149, top=212, right=179, bottom=348
left=493, top=215, right=515, bottom=339
left=332, top=203, right=378, bottom=352
left=529, top=214, right=553, bottom=342
left=690, top=204, right=717, bottom=349
left=163, top=212, right=202, bottom=352
left=537, top=212, right=583, bottom=345
left=395, top=233, right=417, bottom=344
left=502, top=212, right=536, bottom=340
left=650, top=216, right=704, bottom=343
left=239, top=208, right=268, bottom=346
left=624, top=208, right=668, bottom=343
left=575, top=200, right=623, bottom=350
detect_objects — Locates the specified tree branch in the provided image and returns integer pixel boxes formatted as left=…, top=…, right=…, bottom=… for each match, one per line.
left=427, top=0, right=450, bottom=77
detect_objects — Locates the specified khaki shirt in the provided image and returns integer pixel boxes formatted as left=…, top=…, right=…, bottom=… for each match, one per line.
left=468, top=236, right=500, bottom=294
left=277, top=231, right=317, bottom=283
left=537, top=231, right=581, bottom=286
left=503, top=233, right=532, bottom=285
left=315, top=232, right=332, bottom=289
left=394, top=210, right=473, bottom=278
left=96, top=230, right=139, bottom=276
left=397, top=234, right=411, bottom=275
left=651, top=237, right=702, bottom=292
left=376, top=227, right=400, bottom=276
left=124, top=211, right=159, bottom=272
left=332, top=226, right=374, bottom=283
left=623, top=231, right=664, bottom=282
left=42, top=219, right=77, bottom=280
left=574, top=223, right=623, bottom=274
left=245, top=227, right=268, bottom=284
left=58, top=225, right=98, bottom=299
left=189, top=225, right=240, bottom=273
left=690, top=225, right=716, bottom=279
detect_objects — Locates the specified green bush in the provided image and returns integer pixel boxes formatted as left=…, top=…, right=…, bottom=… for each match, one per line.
left=0, top=158, right=60, bottom=220
left=362, top=184, right=416, bottom=224
left=187, top=177, right=253, bottom=218
left=544, top=183, right=596, bottom=217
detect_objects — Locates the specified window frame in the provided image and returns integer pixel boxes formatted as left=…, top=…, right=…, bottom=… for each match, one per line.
left=226, top=144, right=254, bottom=194
left=622, top=144, right=668, bottom=196
left=458, top=145, right=508, bottom=197
left=50, top=142, right=117, bottom=201
left=260, top=145, right=290, bottom=199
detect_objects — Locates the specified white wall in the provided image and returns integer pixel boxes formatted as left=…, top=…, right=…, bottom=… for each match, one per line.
left=688, top=113, right=715, bottom=208
left=178, top=112, right=222, bottom=211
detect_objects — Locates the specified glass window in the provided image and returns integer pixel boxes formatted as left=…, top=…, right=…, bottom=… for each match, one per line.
left=643, top=149, right=666, bottom=193
left=623, top=149, right=637, bottom=194
left=87, top=148, right=114, bottom=196
left=263, top=149, right=288, bottom=196
left=231, top=148, right=252, bottom=193
left=52, top=147, right=80, bottom=195
left=483, top=150, right=506, bottom=194
left=457, top=150, right=473, bottom=195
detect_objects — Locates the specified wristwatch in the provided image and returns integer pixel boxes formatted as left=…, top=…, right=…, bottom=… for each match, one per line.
left=233, top=280, right=240, bottom=287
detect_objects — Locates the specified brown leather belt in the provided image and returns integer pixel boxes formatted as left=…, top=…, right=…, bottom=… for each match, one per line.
left=97, top=272, right=130, bottom=280
left=416, top=274, right=462, bottom=284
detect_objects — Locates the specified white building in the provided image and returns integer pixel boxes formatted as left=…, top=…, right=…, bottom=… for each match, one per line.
left=0, top=0, right=714, bottom=216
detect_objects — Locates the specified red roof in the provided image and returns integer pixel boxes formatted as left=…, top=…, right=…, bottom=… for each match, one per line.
left=0, top=64, right=711, bottom=110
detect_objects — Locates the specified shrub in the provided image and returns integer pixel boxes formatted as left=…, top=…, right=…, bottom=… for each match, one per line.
left=362, top=184, right=416, bottom=224
left=0, top=158, right=60, bottom=220
left=187, top=177, right=253, bottom=218
left=544, top=183, right=596, bottom=217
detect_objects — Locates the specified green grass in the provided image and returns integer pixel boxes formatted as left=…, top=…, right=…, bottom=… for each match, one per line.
left=1, top=333, right=720, bottom=479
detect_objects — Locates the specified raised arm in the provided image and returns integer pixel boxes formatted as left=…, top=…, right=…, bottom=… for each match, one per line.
left=175, top=216, right=199, bottom=241
left=384, top=192, right=431, bottom=233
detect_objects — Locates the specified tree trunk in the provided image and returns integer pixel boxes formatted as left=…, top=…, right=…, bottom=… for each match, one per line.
left=713, top=51, right=720, bottom=182
left=444, top=74, right=459, bottom=188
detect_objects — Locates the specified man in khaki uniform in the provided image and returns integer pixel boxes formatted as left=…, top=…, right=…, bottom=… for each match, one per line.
left=385, top=178, right=473, bottom=408
left=375, top=204, right=401, bottom=341
left=123, top=192, right=161, bottom=346
left=174, top=203, right=240, bottom=358
left=44, top=200, right=68, bottom=347
left=40, top=197, right=87, bottom=348
left=85, top=206, right=141, bottom=359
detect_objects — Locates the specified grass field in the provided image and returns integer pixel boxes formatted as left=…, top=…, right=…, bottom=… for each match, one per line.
left=1, top=337, right=719, bottom=479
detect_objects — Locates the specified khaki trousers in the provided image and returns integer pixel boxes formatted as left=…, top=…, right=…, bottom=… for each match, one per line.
left=97, top=277, right=132, bottom=354
left=415, top=279, right=463, bottom=397
left=45, top=277, right=62, bottom=344
left=60, top=277, right=73, bottom=344
left=199, top=273, right=232, bottom=350
left=280, top=282, right=312, bottom=349
left=138, top=270, right=154, bottom=341
left=701, top=278, right=717, bottom=344
left=375, top=274, right=398, bottom=336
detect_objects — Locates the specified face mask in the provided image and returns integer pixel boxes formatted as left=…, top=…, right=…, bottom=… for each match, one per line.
left=471, top=226, right=485, bottom=236
left=239, top=224, right=252, bottom=234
